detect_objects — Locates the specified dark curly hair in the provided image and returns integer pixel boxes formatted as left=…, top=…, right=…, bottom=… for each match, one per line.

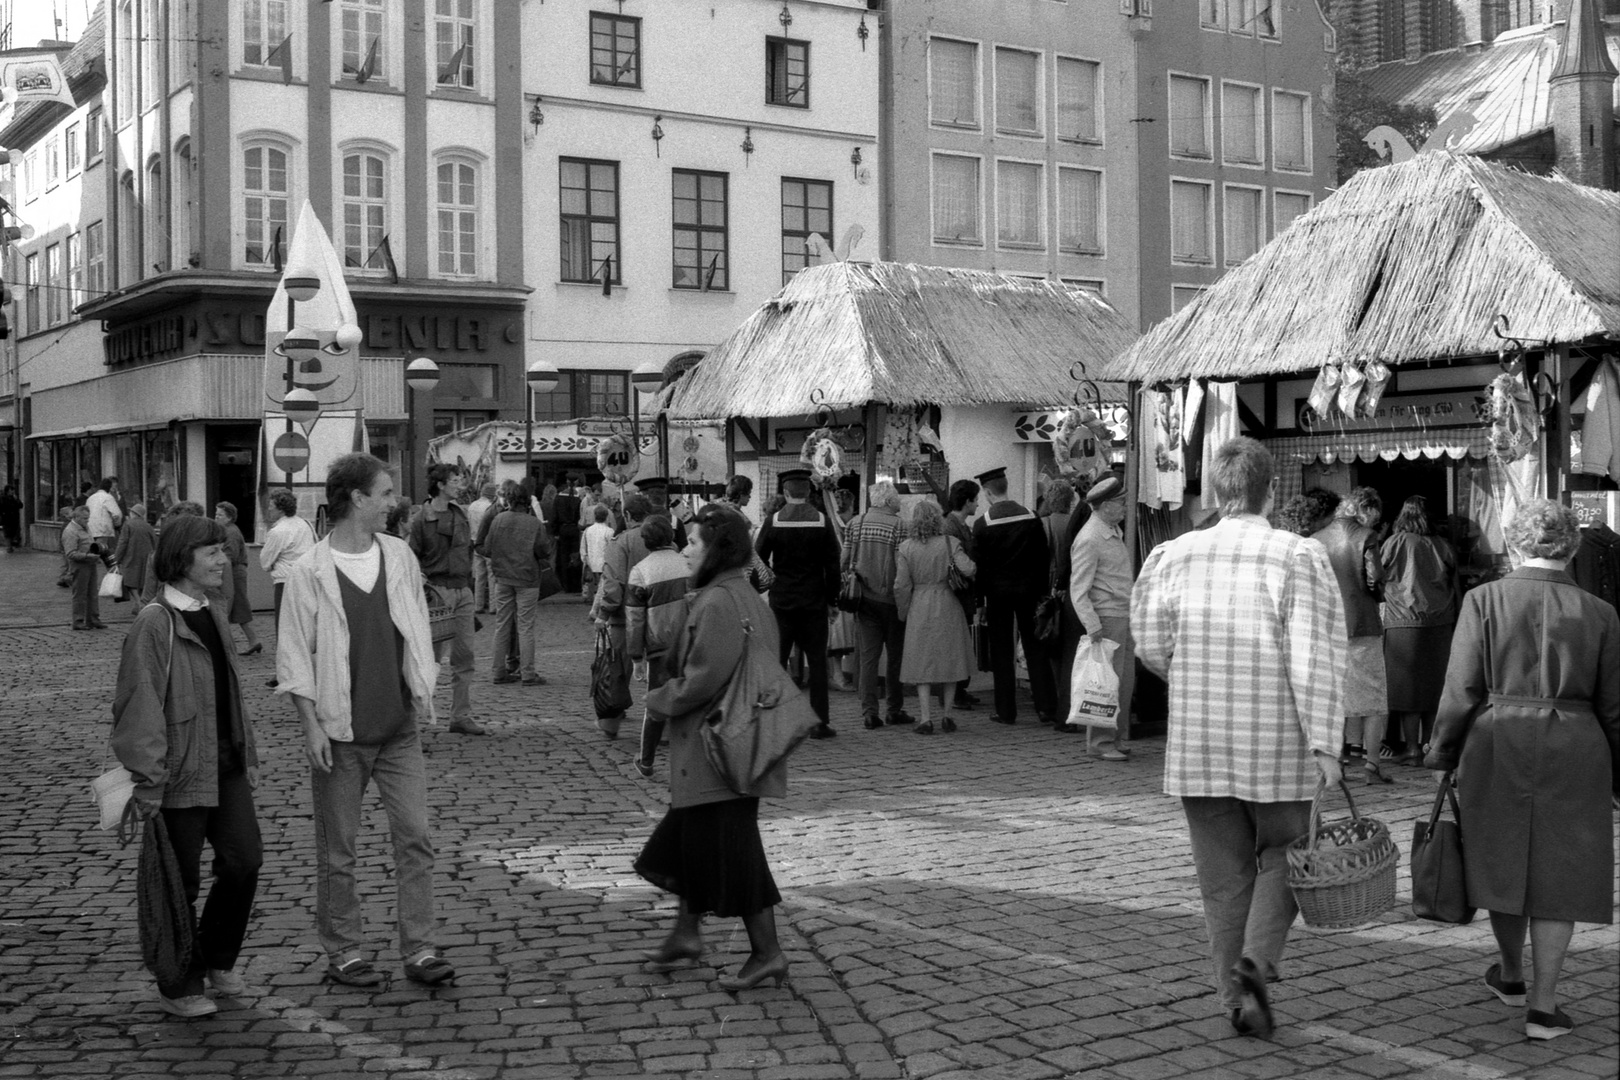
left=690, top=505, right=754, bottom=589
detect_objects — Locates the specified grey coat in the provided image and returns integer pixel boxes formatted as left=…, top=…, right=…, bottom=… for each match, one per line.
left=113, top=516, right=156, bottom=594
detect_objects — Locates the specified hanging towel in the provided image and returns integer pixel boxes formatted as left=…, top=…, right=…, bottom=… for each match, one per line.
left=1139, top=386, right=1185, bottom=510
left=1578, top=356, right=1620, bottom=482
left=1200, top=382, right=1241, bottom=511
left=1137, top=387, right=1162, bottom=509
left=1182, top=379, right=1205, bottom=444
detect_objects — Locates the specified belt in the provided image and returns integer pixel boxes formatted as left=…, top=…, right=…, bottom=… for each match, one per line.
left=1487, top=693, right=1596, bottom=718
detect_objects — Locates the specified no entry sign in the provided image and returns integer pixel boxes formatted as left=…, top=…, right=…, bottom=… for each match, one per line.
left=271, top=431, right=311, bottom=474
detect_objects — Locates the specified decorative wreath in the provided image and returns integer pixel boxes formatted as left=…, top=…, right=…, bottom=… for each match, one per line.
left=596, top=432, right=641, bottom=485
left=1053, top=409, right=1109, bottom=479
left=799, top=426, right=843, bottom=481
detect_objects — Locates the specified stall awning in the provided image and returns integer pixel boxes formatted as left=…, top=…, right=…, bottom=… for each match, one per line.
left=1266, top=427, right=1490, bottom=466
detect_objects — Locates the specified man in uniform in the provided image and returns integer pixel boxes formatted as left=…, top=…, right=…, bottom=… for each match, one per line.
left=971, top=467, right=1058, bottom=725
left=756, top=468, right=842, bottom=740
left=633, top=476, right=688, bottom=549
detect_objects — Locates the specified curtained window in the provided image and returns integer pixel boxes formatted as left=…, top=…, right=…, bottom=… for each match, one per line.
left=995, top=47, right=1040, bottom=134
left=1224, top=185, right=1262, bottom=265
left=932, top=154, right=981, bottom=244
left=1274, top=191, right=1311, bottom=235
left=1273, top=90, right=1310, bottom=171
left=929, top=38, right=979, bottom=127
left=1058, top=167, right=1102, bottom=253
left=996, top=161, right=1043, bottom=247
left=1170, top=76, right=1210, bottom=157
left=1056, top=58, right=1100, bottom=142
left=1222, top=83, right=1261, bottom=165
left=1171, top=180, right=1212, bottom=263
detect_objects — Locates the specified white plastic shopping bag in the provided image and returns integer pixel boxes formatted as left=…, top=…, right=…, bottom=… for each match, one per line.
left=99, top=569, right=124, bottom=599
left=1067, top=638, right=1120, bottom=728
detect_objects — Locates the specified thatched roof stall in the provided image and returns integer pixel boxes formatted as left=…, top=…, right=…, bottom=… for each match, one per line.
left=1106, top=152, right=1620, bottom=383
left=665, top=261, right=1134, bottom=418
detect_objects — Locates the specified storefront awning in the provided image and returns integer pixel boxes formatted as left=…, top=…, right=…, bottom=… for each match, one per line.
left=1266, top=427, right=1490, bottom=466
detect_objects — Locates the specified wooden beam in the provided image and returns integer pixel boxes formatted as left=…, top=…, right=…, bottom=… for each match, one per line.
left=1552, top=344, right=1572, bottom=503
left=1237, top=399, right=1268, bottom=436
left=733, top=417, right=763, bottom=456
left=1124, top=382, right=1139, bottom=568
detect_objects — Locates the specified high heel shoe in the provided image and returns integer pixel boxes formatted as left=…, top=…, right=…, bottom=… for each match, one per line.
left=239, top=644, right=263, bottom=656
left=641, top=941, right=703, bottom=973
left=717, top=953, right=788, bottom=991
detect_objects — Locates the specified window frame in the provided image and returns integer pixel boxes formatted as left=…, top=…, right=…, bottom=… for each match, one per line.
left=66, top=232, right=83, bottom=311
left=45, top=137, right=61, bottom=190
left=1169, top=176, right=1215, bottom=266
left=994, top=157, right=1046, bottom=251
left=45, top=242, right=64, bottom=326
left=1271, top=89, right=1313, bottom=173
left=24, top=252, right=40, bottom=334
left=1273, top=188, right=1313, bottom=236
left=434, top=156, right=480, bottom=278
left=242, top=0, right=290, bottom=70
left=1168, top=72, right=1213, bottom=161
left=765, top=36, right=811, bottom=109
left=930, top=151, right=984, bottom=248
left=1199, top=0, right=1223, bottom=28
left=1219, top=79, right=1265, bottom=170
left=558, top=156, right=621, bottom=285
left=85, top=109, right=105, bottom=165
left=1171, top=285, right=1207, bottom=313
left=1222, top=182, right=1265, bottom=267
left=1056, top=164, right=1104, bottom=255
left=86, top=220, right=106, bottom=298
left=993, top=45, right=1043, bottom=138
left=22, top=152, right=36, bottom=203
left=340, top=0, right=388, bottom=84
left=1061, top=277, right=1106, bottom=297
left=434, top=0, right=476, bottom=90
left=671, top=168, right=729, bottom=291
left=65, top=123, right=82, bottom=176
left=780, top=176, right=833, bottom=284
left=243, top=141, right=292, bottom=268
left=589, top=11, right=641, bottom=89
left=1054, top=54, right=1102, bottom=145
left=341, top=148, right=392, bottom=275
left=927, top=36, right=981, bottom=131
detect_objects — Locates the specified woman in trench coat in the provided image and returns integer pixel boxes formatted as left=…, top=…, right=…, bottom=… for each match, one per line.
left=1426, top=499, right=1619, bottom=1043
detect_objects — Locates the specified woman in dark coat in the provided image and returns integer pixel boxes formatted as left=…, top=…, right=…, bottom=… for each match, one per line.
left=113, top=502, right=156, bottom=601
left=214, top=502, right=261, bottom=654
left=635, top=504, right=789, bottom=992
left=1426, top=499, right=1619, bottom=1043
left=0, top=484, right=22, bottom=551
left=1383, top=496, right=1459, bottom=762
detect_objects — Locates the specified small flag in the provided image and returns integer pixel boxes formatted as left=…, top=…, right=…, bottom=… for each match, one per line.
left=264, top=34, right=293, bottom=86
left=702, top=255, right=720, bottom=292
left=437, top=43, right=468, bottom=85
left=0, top=49, right=75, bottom=108
left=271, top=225, right=284, bottom=272
left=377, top=235, right=399, bottom=283
left=356, top=36, right=379, bottom=83
left=600, top=255, right=613, bottom=297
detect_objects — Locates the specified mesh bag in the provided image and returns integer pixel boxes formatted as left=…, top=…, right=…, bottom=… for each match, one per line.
left=136, top=813, right=196, bottom=988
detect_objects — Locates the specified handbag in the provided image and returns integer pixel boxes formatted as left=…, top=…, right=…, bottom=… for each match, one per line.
left=973, top=603, right=992, bottom=672
left=94, top=606, right=173, bottom=831
left=1032, top=518, right=1064, bottom=643
left=591, top=627, right=633, bottom=720
left=99, top=568, right=125, bottom=599
left=700, top=604, right=821, bottom=796
left=836, top=568, right=864, bottom=613
left=945, top=536, right=973, bottom=594
left=538, top=564, right=564, bottom=601
left=1411, top=772, right=1476, bottom=925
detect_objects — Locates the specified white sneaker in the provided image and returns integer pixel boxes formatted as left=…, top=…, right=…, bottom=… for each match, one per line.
left=158, top=993, right=219, bottom=1018
left=207, top=968, right=246, bottom=996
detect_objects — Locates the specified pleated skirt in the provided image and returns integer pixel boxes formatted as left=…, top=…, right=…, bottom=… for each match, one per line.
left=634, top=797, right=781, bottom=917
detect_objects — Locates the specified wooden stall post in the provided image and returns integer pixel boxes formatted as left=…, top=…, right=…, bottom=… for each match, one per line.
left=1124, top=382, right=1140, bottom=568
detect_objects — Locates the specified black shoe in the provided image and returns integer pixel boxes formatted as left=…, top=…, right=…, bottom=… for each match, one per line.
left=1036, top=713, right=1057, bottom=725
left=634, top=760, right=654, bottom=779
left=1054, top=722, right=1082, bottom=734
left=808, top=724, right=837, bottom=740
left=989, top=714, right=1016, bottom=725
left=1525, top=1007, right=1573, bottom=1041
left=1230, top=958, right=1274, bottom=1039
left=862, top=715, right=882, bottom=730
left=492, top=674, right=519, bottom=684
left=952, top=692, right=977, bottom=710
left=885, top=710, right=915, bottom=726
left=940, top=717, right=957, bottom=733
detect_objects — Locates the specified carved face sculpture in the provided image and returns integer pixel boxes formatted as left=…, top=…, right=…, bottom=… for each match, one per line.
left=266, top=327, right=358, bottom=406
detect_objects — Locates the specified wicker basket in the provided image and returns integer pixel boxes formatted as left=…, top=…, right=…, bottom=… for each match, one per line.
left=426, top=584, right=456, bottom=643
left=1287, top=779, right=1399, bottom=930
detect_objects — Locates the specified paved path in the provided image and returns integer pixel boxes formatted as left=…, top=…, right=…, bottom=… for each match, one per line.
left=0, top=552, right=1615, bottom=1079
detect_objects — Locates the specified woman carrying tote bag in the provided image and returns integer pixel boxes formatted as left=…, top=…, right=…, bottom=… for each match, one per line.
left=111, top=514, right=263, bottom=1019
left=634, top=505, right=791, bottom=992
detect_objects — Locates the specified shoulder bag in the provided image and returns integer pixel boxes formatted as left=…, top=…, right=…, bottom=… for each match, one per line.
left=1410, top=772, right=1475, bottom=924
left=945, top=536, right=973, bottom=594
left=701, top=597, right=821, bottom=796
left=1032, top=518, right=1065, bottom=644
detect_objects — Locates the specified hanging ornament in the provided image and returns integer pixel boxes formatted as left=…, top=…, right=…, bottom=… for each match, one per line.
left=800, top=426, right=844, bottom=481
left=596, top=432, right=641, bottom=484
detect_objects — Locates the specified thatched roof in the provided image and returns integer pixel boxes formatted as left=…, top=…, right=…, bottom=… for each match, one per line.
left=1105, top=153, right=1620, bottom=383
left=664, top=261, right=1135, bottom=419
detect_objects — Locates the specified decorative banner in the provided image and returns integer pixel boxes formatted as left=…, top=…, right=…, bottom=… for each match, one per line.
left=0, top=49, right=75, bottom=108
left=263, top=201, right=360, bottom=408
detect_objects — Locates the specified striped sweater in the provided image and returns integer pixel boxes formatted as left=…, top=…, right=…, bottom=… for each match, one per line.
left=626, top=548, right=692, bottom=660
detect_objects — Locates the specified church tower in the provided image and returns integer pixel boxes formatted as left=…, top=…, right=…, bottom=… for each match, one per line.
left=1550, top=0, right=1619, bottom=188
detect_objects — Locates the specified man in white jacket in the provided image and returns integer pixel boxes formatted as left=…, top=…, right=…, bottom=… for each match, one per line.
left=275, top=453, right=453, bottom=990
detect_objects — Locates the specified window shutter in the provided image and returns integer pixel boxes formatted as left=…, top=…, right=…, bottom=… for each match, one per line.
left=1222, top=85, right=1259, bottom=163
left=1170, top=77, right=1208, bottom=157
left=1171, top=182, right=1210, bottom=262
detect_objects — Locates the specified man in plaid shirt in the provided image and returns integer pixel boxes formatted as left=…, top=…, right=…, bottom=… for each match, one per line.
left=1132, top=437, right=1345, bottom=1039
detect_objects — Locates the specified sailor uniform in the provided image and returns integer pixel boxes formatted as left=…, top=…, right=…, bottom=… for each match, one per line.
left=756, top=502, right=841, bottom=723
left=972, top=500, right=1059, bottom=723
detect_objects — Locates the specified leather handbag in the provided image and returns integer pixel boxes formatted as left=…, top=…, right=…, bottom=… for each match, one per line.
left=836, top=569, right=864, bottom=613
left=701, top=608, right=820, bottom=796
left=1411, top=772, right=1475, bottom=924
left=945, top=536, right=973, bottom=594
left=591, top=627, right=634, bottom=720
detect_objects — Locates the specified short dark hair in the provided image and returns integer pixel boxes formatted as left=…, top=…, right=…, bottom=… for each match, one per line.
left=592, top=503, right=610, bottom=523
left=154, top=514, right=227, bottom=584
left=725, top=475, right=753, bottom=502
left=690, top=505, right=754, bottom=588
left=166, top=501, right=205, bottom=521
left=326, top=453, right=389, bottom=522
left=426, top=463, right=456, bottom=498
left=641, top=514, right=675, bottom=550
left=270, top=488, right=299, bottom=517
left=982, top=475, right=1008, bottom=497
left=948, top=479, right=980, bottom=512
left=623, top=493, right=652, bottom=523
left=783, top=477, right=811, bottom=499
left=99, top=476, right=117, bottom=491
left=215, top=501, right=238, bottom=523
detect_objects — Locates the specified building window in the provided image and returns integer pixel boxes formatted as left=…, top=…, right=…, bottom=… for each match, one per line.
left=142, top=0, right=161, bottom=105
left=672, top=169, right=728, bottom=290
left=1171, top=179, right=1213, bottom=264
left=243, top=0, right=289, bottom=68
left=342, top=151, right=389, bottom=270
left=1172, top=285, right=1207, bottom=313
left=434, top=0, right=475, bottom=89
left=559, top=158, right=619, bottom=284
left=589, top=12, right=640, bottom=88
left=116, top=0, right=134, bottom=118
left=21, top=153, right=35, bottom=202
left=1055, top=57, right=1100, bottom=143
left=531, top=370, right=631, bottom=422
left=1062, top=278, right=1105, bottom=296
left=146, top=159, right=167, bottom=273
left=46, top=243, right=63, bottom=326
left=1274, top=190, right=1312, bottom=235
left=1273, top=90, right=1311, bottom=171
left=1200, top=0, right=1222, bottom=27
left=341, top=0, right=386, bottom=82
left=996, top=160, right=1043, bottom=248
left=45, top=137, right=61, bottom=189
left=86, top=109, right=104, bottom=163
left=931, top=153, right=981, bottom=245
left=1255, top=1, right=1277, bottom=36
left=86, top=221, right=106, bottom=297
left=1169, top=75, right=1211, bottom=158
left=24, top=253, right=39, bottom=333
left=995, top=47, right=1041, bottom=135
left=929, top=37, right=979, bottom=128
left=244, top=144, right=289, bottom=266
left=118, top=171, right=138, bottom=283
left=531, top=371, right=575, bottom=422
left=1229, top=0, right=1256, bottom=33
left=436, top=160, right=478, bottom=276
left=1221, top=82, right=1262, bottom=165
left=170, top=0, right=196, bottom=88
left=781, top=177, right=832, bottom=283
left=67, top=233, right=83, bottom=311
left=766, top=37, right=810, bottom=107
left=1224, top=184, right=1263, bottom=265
left=66, top=124, right=82, bottom=175
left=174, top=141, right=194, bottom=268
left=1058, top=166, right=1102, bottom=254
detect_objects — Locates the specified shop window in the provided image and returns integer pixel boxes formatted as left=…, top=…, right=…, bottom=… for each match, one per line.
left=1170, top=75, right=1211, bottom=159
left=243, top=0, right=289, bottom=70
left=1055, top=58, right=1100, bottom=143
left=434, top=0, right=476, bottom=89
left=996, top=160, right=1043, bottom=249
left=341, top=0, right=387, bottom=83
left=931, top=153, right=981, bottom=245
left=929, top=38, right=978, bottom=128
left=766, top=37, right=809, bottom=107
left=144, top=430, right=179, bottom=516
left=1171, top=179, right=1213, bottom=264
left=781, top=177, right=832, bottom=283
left=672, top=169, right=728, bottom=290
left=1058, top=166, right=1102, bottom=254
left=559, top=158, right=619, bottom=284
left=994, top=47, right=1041, bottom=136
left=590, top=12, right=640, bottom=87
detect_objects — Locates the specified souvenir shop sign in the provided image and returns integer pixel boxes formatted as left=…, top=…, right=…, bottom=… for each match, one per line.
left=1296, top=389, right=1488, bottom=434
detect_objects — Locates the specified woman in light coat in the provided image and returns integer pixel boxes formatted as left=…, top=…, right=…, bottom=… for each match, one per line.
left=258, top=488, right=315, bottom=631
left=894, top=499, right=975, bottom=734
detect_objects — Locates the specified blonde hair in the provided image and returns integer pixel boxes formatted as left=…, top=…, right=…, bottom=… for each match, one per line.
left=1505, top=499, right=1580, bottom=560
left=908, top=498, right=945, bottom=538
left=868, top=480, right=900, bottom=510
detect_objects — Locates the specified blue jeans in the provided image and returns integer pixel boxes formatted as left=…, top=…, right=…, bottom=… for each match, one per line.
left=311, top=731, right=436, bottom=962
left=1181, top=797, right=1312, bottom=1009
left=432, top=584, right=475, bottom=723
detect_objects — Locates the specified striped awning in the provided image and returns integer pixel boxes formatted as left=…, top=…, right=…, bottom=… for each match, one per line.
left=1266, top=426, right=1490, bottom=466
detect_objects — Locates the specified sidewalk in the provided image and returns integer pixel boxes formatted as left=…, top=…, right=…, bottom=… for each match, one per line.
left=0, top=549, right=139, bottom=629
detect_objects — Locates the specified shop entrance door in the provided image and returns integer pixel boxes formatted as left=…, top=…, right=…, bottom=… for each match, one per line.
left=1355, top=458, right=1449, bottom=527
left=208, top=425, right=262, bottom=537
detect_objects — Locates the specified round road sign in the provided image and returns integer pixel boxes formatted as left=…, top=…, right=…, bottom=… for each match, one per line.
left=271, top=431, right=311, bottom=474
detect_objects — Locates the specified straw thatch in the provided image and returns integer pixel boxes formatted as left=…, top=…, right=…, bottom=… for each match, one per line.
left=1105, top=153, right=1620, bottom=383
left=664, top=261, right=1135, bottom=419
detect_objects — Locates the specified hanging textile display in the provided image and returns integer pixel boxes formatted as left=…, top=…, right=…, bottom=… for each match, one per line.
left=1361, top=360, right=1392, bottom=418
left=1307, top=363, right=1342, bottom=418
left=1200, top=382, right=1241, bottom=511
left=1137, top=386, right=1184, bottom=510
left=1486, top=371, right=1538, bottom=464
left=1577, top=355, right=1620, bottom=482
left=879, top=407, right=918, bottom=477
left=1336, top=361, right=1367, bottom=418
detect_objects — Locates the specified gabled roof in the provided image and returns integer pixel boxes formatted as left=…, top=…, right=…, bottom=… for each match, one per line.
left=0, top=2, right=106, bottom=148
left=664, top=261, right=1135, bottom=419
left=1103, top=153, right=1620, bottom=383
left=1362, top=22, right=1620, bottom=156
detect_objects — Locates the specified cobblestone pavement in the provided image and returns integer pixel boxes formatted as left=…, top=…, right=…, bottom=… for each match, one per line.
left=1, top=550, right=1616, bottom=1080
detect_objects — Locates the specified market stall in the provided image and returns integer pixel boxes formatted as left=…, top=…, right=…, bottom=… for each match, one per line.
left=1104, top=152, right=1620, bottom=578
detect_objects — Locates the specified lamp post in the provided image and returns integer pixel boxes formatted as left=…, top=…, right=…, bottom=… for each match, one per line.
left=524, top=359, right=560, bottom=487
left=629, top=360, right=664, bottom=475
left=405, top=357, right=440, bottom=499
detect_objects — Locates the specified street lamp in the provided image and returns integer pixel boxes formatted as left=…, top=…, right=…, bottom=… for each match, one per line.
left=524, top=359, right=560, bottom=486
left=405, top=357, right=440, bottom=499
left=629, top=360, right=665, bottom=471
left=273, top=266, right=323, bottom=487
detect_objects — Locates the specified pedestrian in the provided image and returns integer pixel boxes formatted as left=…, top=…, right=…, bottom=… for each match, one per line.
left=825, top=475, right=862, bottom=693
left=275, top=452, right=455, bottom=989
left=142, top=502, right=208, bottom=606
left=1040, top=479, right=1080, bottom=724
left=634, top=504, right=791, bottom=992
left=943, top=479, right=981, bottom=710
left=408, top=464, right=485, bottom=735
left=477, top=478, right=555, bottom=690
left=1068, top=475, right=1135, bottom=758
left=972, top=467, right=1059, bottom=726
left=755, top=468, right=841, bottom=740
left=842, top=480, right=913, bottom=730
left=0, top=483, right=22, bottom=552
left=1426, top=499, right=1618, bottom=1042
left=637, top=476, right=690, bottom=548
left=553, top=478, right=583, bottom=593
left=1132, top=437, right=1345, bottom=1039
left=581, top=503, right=614, bottom=603
left=720, top=474, right=753, bottom=512
left=1315, top=488, right=1394, bottom=783
left=467, top=483, right=496, bottom=614
left=590, top=492, right=656, bottom=736
left=1273, top=488, right=1340, bottom=538
left=894, top=499, right=975, bottom=735
left=213, top=502, right=262, bottom=655
left=87, top=476, right=124, bottom=550
left=1381, top=495, right=1460, bottom=764
left=259, top=488, right=316, bottom=633
left=63, top=503, right=107, bottom=630
left=113, top=502, right=156, bottom=605
left=626, top=514, right=690, bottom=778
left=111, top=513, right=263, bottom=1018
left=384, top=496, right=413, bottom=539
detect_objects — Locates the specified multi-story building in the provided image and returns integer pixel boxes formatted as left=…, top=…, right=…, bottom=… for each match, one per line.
left=517, top=0, right=880, bottom=488
left=877, top=0, right=1336, bottom=331
left=6, top=0, right=528, bottom=542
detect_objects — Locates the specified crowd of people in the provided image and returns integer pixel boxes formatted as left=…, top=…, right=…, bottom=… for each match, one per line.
left=86, top=444, right=1615, bottom=1046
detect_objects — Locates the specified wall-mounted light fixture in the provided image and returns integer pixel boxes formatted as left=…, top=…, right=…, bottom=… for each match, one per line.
left=858, top=14, right=869, bottom=49
left=741, top=126, right=754, bottom=164
left=850, top=146, right=862, bottom=178
left=528, top=96, right=545, bottom=134
left=651, top=115, right=664, bottom=157
left=779, top=4, right=792, bottom=30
